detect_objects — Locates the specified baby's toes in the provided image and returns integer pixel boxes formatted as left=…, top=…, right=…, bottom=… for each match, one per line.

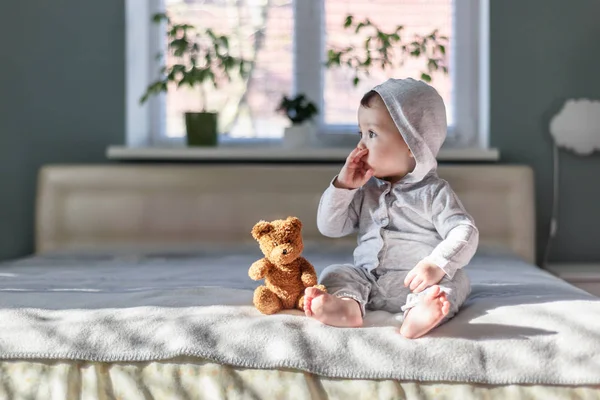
left=304, top=287, right=324, bottom=316
left=304, top=296, right=313, bottom=316
left=439, top=296, right=451, bottom=316
left=305, top=286, right=321, bottom=299
left=426, top=285, right=441, bottom=300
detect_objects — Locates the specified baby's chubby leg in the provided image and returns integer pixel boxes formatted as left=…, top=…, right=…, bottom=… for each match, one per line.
left=304, top=264, right=372, bottom=328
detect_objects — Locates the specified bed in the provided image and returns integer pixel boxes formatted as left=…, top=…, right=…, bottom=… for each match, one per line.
left=0, top=164, right=598, bottom=399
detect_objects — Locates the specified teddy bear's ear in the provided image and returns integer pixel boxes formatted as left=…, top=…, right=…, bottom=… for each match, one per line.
left=286, top=216, right=302, bottom=230
left=251, top=220, right=273, bottom=240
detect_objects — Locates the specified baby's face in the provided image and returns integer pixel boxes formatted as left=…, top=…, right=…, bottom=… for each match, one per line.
left=357, top=101, right=415, bottom=182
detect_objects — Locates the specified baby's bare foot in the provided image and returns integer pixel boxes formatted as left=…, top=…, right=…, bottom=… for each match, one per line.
left=304, top=287, right=363, bottom=327
left=400, top=285, right=450, bottom=339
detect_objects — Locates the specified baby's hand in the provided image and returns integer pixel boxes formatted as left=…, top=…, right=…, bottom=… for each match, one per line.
left=334, top=148, right=374, bottom=190
left=404, top=259, right=446, bottom=293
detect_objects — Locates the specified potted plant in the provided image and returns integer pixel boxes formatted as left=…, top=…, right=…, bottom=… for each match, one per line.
left=326, top=15, right=449, bottom=86
left=277, top=94, right=319, bottom=148
left=140, top=13, right=249, bottom=146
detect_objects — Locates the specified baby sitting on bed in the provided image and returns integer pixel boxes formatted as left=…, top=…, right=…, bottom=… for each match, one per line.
left=304, top=78, right=479, bottom=339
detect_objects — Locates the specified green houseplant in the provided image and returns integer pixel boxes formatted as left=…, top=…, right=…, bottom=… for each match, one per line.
left=140, top=13, right=249, bottom=146
left=326, top=15, right=449, bottom=86
left=277, top=94, right=319, bottom=148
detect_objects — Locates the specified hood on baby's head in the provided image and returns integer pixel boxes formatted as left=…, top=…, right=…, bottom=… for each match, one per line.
left=372, top=78, right=447, bottom=183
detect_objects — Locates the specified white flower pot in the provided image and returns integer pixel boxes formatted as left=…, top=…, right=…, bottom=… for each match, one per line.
left=283, top=122, right=316, bottom=149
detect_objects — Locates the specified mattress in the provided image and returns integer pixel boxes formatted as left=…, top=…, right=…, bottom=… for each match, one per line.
left=0, top=245, right=599, bottom=399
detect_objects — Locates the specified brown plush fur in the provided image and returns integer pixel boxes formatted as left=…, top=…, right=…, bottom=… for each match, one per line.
left=249, top=217, right=326, bottom=315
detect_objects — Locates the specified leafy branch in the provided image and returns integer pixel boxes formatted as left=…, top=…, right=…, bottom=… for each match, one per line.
left=326, top=15, right=449, bottom=86
left=140, top=12, right=250, bottom=111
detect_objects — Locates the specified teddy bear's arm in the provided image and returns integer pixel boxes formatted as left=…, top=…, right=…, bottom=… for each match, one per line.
left=298, top=257, right=318, bottom=287
left=249, top=258, right=272, bottom=280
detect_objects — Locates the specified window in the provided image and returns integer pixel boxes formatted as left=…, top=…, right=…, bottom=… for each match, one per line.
left=126, top=0, right=488, bottom=148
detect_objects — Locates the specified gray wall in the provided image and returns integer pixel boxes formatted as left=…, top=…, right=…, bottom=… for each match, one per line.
left=0, top=1, right=124, bottom=260
left=490, top=0, right=600, bottom=264
left=0, top=1, right=598, bottom=263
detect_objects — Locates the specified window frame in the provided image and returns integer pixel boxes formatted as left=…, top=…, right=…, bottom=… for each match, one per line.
left=125, top=0, right=489, bottom=149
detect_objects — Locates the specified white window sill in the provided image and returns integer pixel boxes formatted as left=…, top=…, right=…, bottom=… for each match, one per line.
left=106, top=145, right=500, bottom=162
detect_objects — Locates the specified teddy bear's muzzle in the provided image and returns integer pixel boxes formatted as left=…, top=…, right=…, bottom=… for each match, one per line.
left=271, top=247, right=298, bottom=265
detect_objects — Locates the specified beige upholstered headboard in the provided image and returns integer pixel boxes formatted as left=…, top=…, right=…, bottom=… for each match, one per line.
left=36, top=164, right=536, bottom=264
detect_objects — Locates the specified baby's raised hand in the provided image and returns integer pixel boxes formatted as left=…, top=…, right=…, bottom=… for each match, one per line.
left=334, top=148, right=374, bottom=190
left=404, top=259, right=446, bottom=293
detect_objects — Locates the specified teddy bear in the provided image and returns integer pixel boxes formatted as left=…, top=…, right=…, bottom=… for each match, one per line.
left=249, top=216, right=326, bottom=315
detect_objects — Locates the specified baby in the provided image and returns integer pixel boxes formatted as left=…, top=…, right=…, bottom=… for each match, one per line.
left=304, top=78, right=479, bottom=339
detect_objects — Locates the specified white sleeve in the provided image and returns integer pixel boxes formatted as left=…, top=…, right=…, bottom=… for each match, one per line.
left=316, top=176, right=363, bottom=238
left=424, top=183, right=479, bottom=279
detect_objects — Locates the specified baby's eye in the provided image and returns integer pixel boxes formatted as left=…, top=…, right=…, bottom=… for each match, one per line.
left=286, top=239, right=291, bottom=244
left=272, top=242, right=278, bottom=247
left=368, top=130, right=377, bottom=139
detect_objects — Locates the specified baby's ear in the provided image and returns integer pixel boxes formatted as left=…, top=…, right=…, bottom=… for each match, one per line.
left=251, top=221, right=273, bottom=240
left=286, top=216, right=302, bottom=231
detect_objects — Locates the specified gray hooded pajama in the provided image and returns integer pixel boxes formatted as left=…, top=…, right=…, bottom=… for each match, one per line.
left=317, top=78, right=479, bottom=323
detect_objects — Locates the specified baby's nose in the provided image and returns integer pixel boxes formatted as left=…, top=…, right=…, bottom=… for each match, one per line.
left=282, top=249, right=288, bottom=255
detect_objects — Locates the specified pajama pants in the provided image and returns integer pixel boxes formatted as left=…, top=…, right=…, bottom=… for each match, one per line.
left=319, top=264, right=471, bottom=324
